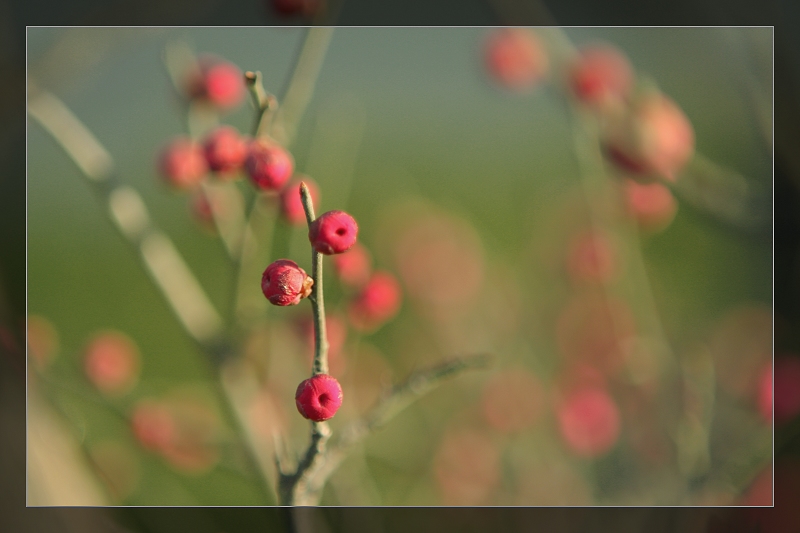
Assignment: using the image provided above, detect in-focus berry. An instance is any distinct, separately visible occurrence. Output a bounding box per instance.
[261,259,313,306]
[84,331,140,396]
[348,271,402,332]
[295,374,343,421]
[186,56,245,110]
[484,28,548,92]
[308,210,359,255]
[157,137,208,189]
[331,241,372,288]
[280,178,319,225]
[568,44,633,110]
[245,139,295,191]
[203,126,248,177]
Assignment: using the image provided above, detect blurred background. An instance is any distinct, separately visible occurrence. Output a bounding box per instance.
[2,0,799,531]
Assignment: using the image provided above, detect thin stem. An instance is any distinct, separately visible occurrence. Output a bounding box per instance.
[245,70,279,138]
[300,182,329,376]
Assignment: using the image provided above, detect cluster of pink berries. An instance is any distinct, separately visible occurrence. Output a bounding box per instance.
[484,29,692,233]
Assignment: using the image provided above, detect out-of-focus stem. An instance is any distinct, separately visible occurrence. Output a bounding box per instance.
[270,26,335,147]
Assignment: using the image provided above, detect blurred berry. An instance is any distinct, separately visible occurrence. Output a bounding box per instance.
[131,400,176,452]
[309,210,359,255]
[557,386,621,458]
[280,178,319,225]
[157,137,208,189]
[332,242,372,288]
[624,179,678,231]
[84,331,140,396]
[185,56,245,110]
[568,44,633,111]
[603,92,695,181]
[295,374,343,421]
[348,271,402,333]
[203,126,248,177]
[245,139,294,192]
[484,28,548,92]
[261,259,313,306]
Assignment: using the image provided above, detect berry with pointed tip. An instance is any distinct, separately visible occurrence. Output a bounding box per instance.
[245,139,295,191]
[203,126,248,177]
[157,137,208,189]
[280,179,319,225]
[261,259,313,306]
[308,210,359,255]
[568,44,633,110]
[484,28,548,91]
[295,374,343,421]
[348,271,402,332]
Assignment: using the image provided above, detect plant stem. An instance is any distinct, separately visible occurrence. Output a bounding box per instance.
[300,182,329,376]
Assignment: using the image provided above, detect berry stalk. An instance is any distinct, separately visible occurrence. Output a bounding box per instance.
[300,181,329,376]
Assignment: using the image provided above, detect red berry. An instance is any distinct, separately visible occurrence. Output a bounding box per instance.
[624,179,678,231]
[245,139,295,191]
[279,178,319,225]
[484,28,548,91]
[331,242,372,288]
[157,137,208,189]
[557,386,621,458]
[186,56,245,109]
[308,210,359,255]
[261,259,313,306]
[603,92,695,181]
[84,331,140,396]
[348,271,402,332]
[295,374,343,421]
[202,126,248,177]
[568,44,633,110]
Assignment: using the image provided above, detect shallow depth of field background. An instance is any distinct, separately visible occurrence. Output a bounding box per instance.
[27,27,772,509]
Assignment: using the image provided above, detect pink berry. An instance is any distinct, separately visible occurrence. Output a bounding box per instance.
[157,137,208,189]
[557,387,621,458]
[565,229,617,283]
[331,242,372,287]
[624,179,678,231]
[603,92,695,181]
[245,139,295,191]
[568,44,633,110]
[186,56,245,109]
[261,259,313,306]
[295,374,343,421]
[348,271,402,332]
[308,210,359,255]
[759,357,800,425]
[280,178,319,225]
[83,331,140,396]
[484,28,548,91]
[202,126,248,177]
